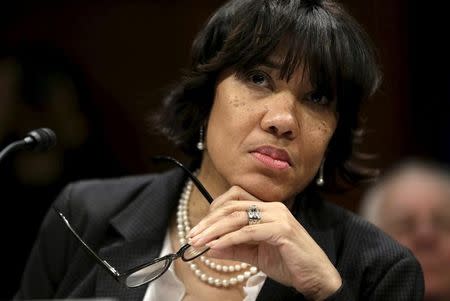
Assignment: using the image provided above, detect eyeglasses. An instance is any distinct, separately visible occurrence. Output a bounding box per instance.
[53,156,214,288]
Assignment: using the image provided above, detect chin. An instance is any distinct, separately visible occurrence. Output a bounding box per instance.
[234,174,298,203]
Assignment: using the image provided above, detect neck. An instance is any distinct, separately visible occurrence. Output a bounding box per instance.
[198,152,230,199]
[188,153,230,227]
[188,187,211,228]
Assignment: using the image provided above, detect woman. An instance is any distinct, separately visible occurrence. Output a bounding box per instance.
[16,0,424,300]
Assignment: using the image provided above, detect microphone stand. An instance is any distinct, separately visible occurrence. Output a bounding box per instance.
[0,140,30,165]
[0,128,56,165]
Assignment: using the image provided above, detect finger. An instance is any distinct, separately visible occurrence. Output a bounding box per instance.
[206,244,259,267]
[206,222,283,250]
[189,209,248,247]
[188,200,265,238]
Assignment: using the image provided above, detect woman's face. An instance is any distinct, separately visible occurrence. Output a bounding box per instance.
[201,56,338,203]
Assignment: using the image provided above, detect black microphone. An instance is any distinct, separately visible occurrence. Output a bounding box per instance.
[0,128,57,164]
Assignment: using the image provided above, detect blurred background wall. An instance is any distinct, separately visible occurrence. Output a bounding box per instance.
[0,0,448,299]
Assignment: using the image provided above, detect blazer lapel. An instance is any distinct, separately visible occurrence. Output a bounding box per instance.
[95,239,161,300]
[95,168,186,300]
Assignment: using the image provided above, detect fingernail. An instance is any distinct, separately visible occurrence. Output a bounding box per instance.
[188,226,198,238]
[193,236,207,246]
[206,240,216,248]
[189,235,199,245]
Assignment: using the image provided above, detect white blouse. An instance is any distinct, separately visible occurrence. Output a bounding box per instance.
[142,229,267,301]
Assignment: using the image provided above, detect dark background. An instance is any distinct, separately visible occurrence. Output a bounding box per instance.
[0,0,449,299]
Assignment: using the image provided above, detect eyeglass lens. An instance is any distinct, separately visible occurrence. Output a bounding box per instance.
[125,259,170,287]
[124,244,210,287]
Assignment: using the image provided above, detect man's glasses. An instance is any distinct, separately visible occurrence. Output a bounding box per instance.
[53,156,213,288]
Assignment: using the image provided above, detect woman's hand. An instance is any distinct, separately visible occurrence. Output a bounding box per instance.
[187,186,342,301]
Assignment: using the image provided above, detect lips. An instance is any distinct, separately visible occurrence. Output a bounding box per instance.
[251,146,292,169]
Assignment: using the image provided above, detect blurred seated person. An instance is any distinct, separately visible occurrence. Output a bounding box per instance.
[1,45,125,299]
[360,159,450,301]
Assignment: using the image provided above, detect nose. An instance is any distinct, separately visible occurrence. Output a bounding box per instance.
[412,221,438,251]
[260,93,298,139]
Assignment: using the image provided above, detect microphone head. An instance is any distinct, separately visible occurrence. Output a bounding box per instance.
[25,128,57,151]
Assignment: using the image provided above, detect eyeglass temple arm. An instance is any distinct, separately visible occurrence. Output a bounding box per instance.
[52,206,121,278]
[152,156,214,203]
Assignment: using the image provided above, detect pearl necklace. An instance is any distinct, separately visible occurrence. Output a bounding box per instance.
[176,177,258,288]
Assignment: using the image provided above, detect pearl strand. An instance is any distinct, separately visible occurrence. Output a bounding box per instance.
[177,176,258,288]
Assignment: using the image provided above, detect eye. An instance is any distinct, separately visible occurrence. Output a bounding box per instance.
[250,73,267,85]
[391,219,415,235]
[434,214,450,233]
[246,70,273,89]
[305,91,331,106]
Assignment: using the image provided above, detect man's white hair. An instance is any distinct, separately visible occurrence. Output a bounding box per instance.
[359,158,450,226]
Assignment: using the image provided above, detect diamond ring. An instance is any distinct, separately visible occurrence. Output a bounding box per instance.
[247,205,261,225]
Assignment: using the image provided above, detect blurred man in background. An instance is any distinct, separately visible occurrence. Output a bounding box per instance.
[360,159,450,301]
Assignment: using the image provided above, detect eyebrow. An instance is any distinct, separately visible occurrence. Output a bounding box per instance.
[258,58,312,88]
[259,58,283,70]
[258,58,305,81]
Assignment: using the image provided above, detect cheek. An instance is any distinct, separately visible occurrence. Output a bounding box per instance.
[206,98,245,156]
[208,86,258,138]
[316,120,335,142]
[300,114,336,154]
[291,115,336,185]
[226,90,259,117]
[229,96,246,109]
[442,239,450,257]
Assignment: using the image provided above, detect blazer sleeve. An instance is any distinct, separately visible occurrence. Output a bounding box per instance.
[324,254,424,301]
[14,184,75,299]
[366,255,424,301]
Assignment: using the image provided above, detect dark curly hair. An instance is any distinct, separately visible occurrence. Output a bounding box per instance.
[153,0,381,186]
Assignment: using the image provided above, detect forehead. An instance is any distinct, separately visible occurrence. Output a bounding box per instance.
[256,48,314,84]
[383,171,450,214]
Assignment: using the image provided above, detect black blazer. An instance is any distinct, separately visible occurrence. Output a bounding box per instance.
[15,168,424,300]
